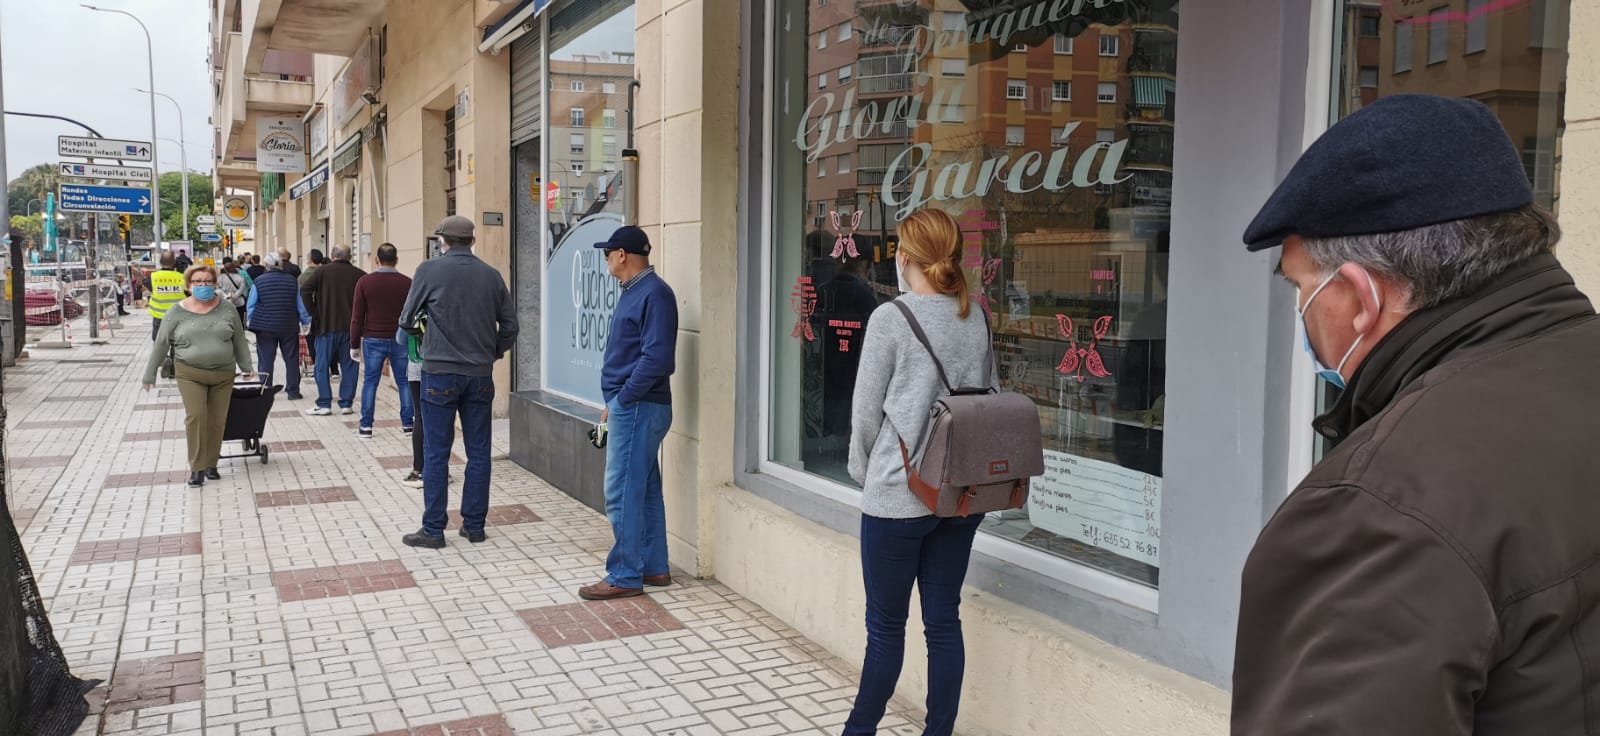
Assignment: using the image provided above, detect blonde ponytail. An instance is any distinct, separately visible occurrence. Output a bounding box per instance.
[897,208,973,319]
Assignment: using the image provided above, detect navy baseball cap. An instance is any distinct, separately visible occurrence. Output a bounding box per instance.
[1243,94,1534,251]
[594,225,651,256]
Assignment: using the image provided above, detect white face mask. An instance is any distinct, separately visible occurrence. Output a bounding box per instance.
[896,254,911,293]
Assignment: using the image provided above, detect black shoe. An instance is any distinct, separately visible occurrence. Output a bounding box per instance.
[187,471,205,487]
[356,427,373,439]
[284,392,303,401]
[459,528,487,543]
[402,531,445,549]
[402,425,414,435]
[205,467,221,480]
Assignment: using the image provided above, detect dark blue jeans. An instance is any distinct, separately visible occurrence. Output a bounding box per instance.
[313,332,358,409]
[359,338,412,429]
[254,330,300,396]
[602,398,673,589]
[843,513,984,736]
[418,371,493,537]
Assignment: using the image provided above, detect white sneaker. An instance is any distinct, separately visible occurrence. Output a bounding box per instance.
[305,406,332,416]
[340,406,354,415]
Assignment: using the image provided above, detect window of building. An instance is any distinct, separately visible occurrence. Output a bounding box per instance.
[1096,128,1116,144]
[1394,21,1414,73]
[602,134,617,157]
[838,64,852,82]
[1428,7,1449,64]
[571,79,586,91]
[1359,12,1380,37]
[603,81,616,94]
[1358,66,1378,87]
[570,107,584,126]
[769,3,1179,588]
[443,106,457,216]
[818,31,827,50]
[570,133,585,154]
[1055,34,1073,54]
[837,21,851,42]
[1466,0,1488,54]
[603,109,617,128]
[819,71,828,89]
[570,160,584,176]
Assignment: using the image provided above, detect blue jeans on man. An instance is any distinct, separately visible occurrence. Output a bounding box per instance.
[255,331,301,397]
[360,338,413,429]
[602,398,673,589]
[418,371,494,537]
[313,331,358,409]
[842,513,984,736]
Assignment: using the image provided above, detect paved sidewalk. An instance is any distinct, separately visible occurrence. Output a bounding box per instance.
[5,312,923,736]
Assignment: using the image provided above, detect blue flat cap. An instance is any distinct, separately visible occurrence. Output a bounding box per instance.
[1243,94,1533,251]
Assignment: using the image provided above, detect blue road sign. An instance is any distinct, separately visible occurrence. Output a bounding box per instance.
[58,183,152,215]
[200,233,223,242]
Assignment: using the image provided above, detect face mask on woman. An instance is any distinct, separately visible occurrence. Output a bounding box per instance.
[895,254,912,293]
[192,284,217,302]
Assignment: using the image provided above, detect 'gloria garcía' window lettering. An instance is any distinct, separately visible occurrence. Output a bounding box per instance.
[769,0,1178,586]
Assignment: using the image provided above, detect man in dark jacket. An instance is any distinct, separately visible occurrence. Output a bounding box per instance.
[1233,94,1600,734]
[246,253,311,399]
[397,216,518,549]
[300,244,365,415]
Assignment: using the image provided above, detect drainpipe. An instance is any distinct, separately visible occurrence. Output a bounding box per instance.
[623,79,641,226]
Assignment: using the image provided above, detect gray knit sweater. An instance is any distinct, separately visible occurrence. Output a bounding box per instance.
[848,294,997,519]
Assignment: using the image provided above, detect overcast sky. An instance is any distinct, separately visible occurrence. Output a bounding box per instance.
[1,0,212,182]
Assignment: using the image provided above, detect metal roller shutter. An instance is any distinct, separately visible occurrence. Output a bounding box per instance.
[511,31,543,145]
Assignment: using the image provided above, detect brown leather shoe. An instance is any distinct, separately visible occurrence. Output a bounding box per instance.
[578,581,643,600]
[643,574,672,587]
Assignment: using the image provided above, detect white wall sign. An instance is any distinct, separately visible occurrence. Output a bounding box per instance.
[256,116,307,174]
[219,194,254,228]
[308,108,329,158]
[1027,449,1161,568]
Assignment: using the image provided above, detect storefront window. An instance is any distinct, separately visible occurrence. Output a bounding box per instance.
[769,0,1180,587]
[1318,0,1569,460]
[541,0,636,406]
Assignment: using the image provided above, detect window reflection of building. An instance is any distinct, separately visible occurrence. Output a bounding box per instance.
[548,55,633,222]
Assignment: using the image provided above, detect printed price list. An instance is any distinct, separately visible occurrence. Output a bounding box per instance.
[1027,450,1161,567]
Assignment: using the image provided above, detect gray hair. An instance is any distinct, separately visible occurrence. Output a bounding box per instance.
[263,252,282,269]
[439,234,473,251]
[1301,205,1560,310]
[330,244,352,261]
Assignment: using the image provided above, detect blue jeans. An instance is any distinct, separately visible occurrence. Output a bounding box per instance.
[360,338,413,429]
[254,330,300,396]
[843,513,984,736]
[313,332,358,409]
[602,398,673,589]
[418,371,494,537]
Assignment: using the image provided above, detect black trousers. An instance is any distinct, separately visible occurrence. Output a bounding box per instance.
[409,379,424,472]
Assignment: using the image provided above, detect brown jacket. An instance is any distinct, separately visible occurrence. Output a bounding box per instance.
[1234,253,1600,735]
[299,260,365,338]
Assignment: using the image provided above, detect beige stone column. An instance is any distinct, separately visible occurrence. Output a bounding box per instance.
[635,0,742,575]
[1559,1,1600,293]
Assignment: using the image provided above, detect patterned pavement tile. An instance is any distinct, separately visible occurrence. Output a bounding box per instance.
[272,560,418,602]
[346,419,409,430]
[446,504,543,529]
[123,430,188,442]
[377,454,462,469]
[97,652,205,714]
[102,470,190,488]
[10,454,75,469]
[18,419,97,429]
[255,485,360,508]
[518,598,685,648]
[271,439,328,453]
[42,394,111,402]
[371,713,515,736]
[70,533,203,566]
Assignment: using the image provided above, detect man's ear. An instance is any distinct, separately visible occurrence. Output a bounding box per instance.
[1337,262,1384,334]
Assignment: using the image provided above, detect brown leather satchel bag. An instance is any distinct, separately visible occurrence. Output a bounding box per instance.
[890,301,1044,517]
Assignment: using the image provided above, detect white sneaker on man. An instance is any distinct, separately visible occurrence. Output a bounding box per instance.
[340,406,354,415]
[305,407,332,416]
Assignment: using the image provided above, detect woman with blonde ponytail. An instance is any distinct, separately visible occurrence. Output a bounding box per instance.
[844,208,995,735]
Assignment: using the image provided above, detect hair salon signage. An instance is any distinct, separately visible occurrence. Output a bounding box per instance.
[256,116,307,175]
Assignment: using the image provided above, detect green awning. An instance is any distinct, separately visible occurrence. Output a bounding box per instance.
[1133,77,1174,108]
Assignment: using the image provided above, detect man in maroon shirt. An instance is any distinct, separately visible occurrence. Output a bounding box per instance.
[349,243,414,438]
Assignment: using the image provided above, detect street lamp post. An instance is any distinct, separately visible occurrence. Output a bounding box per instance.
[142,90,188,241]
[82,5,160,243]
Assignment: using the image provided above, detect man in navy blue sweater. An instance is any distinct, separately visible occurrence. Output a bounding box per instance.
[580,226,679,600]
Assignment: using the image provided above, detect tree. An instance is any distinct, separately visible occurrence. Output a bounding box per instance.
[7,215,43,248]
[163,205,214,243]
[6,164,58,218]
[135,171,213,241]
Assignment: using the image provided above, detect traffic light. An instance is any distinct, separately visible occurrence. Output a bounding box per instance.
[117,215,131,237]
[223,230,231,250]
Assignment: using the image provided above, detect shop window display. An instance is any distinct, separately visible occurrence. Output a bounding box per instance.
[769,0,1180,587]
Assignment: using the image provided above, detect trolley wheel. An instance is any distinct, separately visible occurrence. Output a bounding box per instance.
[260,446,270,464]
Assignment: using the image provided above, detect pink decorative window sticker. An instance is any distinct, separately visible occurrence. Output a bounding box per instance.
[790,277,818,342]
[829,210,862,260]
[974,258,1001,317]
[1056,314,1113,381]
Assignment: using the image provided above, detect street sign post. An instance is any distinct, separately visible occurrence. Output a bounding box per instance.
[196,224,217,234]
[200,233,222,243]
[195,215,216,225]
[57,136,153,162]
[59,161,152,183]
[58,184,153,215]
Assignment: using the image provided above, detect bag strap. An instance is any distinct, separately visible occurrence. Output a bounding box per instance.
[890,300,953,393]
[891,299,997,391]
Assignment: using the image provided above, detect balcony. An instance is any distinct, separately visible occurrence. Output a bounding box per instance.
[858,73,915,96]
[858,25,918,49]
[241,0,388,74]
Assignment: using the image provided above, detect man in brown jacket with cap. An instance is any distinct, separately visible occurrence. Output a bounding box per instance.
[300,244,366,415]
[1234,93,1600,734]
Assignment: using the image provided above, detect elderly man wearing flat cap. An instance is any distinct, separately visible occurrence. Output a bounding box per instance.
[397,216,519,549]
[1232,93,1600,734]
